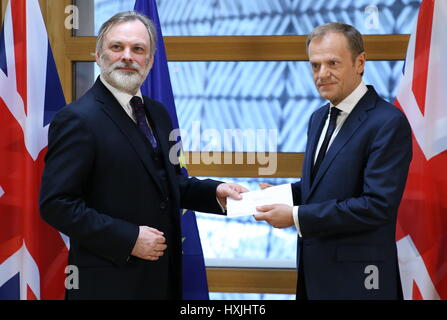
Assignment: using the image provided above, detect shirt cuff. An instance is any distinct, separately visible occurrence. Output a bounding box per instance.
[292,206,302,237]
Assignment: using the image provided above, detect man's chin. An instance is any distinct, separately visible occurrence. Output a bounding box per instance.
[318,90,333,101]
[113,70,141,78]
[115,70,138,76]
[106,73,143,94]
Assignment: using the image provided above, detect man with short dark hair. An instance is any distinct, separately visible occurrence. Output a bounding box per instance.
[255,23,412,299]
[39,11,247,300]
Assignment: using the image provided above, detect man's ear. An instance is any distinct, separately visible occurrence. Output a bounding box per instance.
[95,51,101,66]
[148,55,154,70]
[356,51,366,75]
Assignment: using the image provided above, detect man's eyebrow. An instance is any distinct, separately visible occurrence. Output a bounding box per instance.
[108,40,147,47]
[310,56,341,62]
[107,41,124,47]
[133,43,148,47]
[322,55,342,61]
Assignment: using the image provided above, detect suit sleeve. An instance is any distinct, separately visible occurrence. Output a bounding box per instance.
[39,108,139,266]
[292,181,302,205]
[298,112,412,238]
[177,175,224,214]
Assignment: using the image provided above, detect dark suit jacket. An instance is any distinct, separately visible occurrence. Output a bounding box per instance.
[39,78,223,300]
[292,86,412,299]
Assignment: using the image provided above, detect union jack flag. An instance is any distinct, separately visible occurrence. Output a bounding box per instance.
[396,0,447,300]
[0,0,68,300]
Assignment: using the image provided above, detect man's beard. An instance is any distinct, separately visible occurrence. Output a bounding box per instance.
[99,53,150,94]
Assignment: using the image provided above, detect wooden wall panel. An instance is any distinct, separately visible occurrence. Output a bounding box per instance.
[186,152,304,178]
[43,0,72,102]
[207,268,297,294]
[63,34,409,65]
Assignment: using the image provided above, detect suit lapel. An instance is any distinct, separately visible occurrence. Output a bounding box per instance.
[305,86,378,202]
[92,79,165,196]
[302,105,329,197]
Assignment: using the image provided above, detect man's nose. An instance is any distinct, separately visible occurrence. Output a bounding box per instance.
[121,48,133,62]
[318,65,331,79]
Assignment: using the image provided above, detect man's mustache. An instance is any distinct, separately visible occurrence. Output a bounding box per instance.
[317,81,337,86]
[111,62,142,75]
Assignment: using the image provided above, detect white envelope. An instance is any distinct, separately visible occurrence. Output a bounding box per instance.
[227,184,293,217]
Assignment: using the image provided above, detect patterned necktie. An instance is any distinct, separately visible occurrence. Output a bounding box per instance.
[130,96,158,149]
[311,107,341,182]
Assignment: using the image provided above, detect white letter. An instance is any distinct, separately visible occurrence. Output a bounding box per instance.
[257,129,278,175]
[223,129,256,164]
[65,265,79,290]
[64,5,79,30]
[169,129,183,165]
[201,128,222,165]
[364,265,379,290]
[364,5,379,30]
[190,121,201,164]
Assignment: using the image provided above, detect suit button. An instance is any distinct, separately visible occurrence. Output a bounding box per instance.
[160,202,167,209]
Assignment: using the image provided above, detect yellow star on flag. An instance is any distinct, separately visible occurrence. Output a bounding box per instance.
[178,149,188,170]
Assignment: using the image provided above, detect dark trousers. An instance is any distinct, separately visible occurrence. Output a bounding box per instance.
[296,244,308,300]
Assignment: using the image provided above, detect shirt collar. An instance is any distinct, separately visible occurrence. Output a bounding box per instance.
[100,74,143,107]
[330,80,368,114]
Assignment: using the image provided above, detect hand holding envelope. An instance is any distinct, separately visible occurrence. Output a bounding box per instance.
[226,183,295,228]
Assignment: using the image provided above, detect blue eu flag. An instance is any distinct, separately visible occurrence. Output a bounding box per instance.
[134,0,210,300]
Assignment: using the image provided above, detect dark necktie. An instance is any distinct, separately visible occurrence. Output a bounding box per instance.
[311,107,341,181]
[130,96,158,149]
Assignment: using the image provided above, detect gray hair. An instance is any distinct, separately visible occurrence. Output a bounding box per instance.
[96,11,157,56]
[306,22,364,62]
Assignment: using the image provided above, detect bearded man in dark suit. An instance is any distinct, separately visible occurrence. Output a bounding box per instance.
[40,11,247,300]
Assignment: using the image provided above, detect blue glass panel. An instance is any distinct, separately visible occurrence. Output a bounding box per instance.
[158,0,422,35]
[82,0,421,36]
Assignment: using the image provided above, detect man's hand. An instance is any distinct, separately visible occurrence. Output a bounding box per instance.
[259,183,273,190]
[254,204,294,229]
[131,226,167,261]
[216,183,249,209]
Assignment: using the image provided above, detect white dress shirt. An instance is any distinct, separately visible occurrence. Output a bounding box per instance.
[100,75,143,123]
[292,81,368,237]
